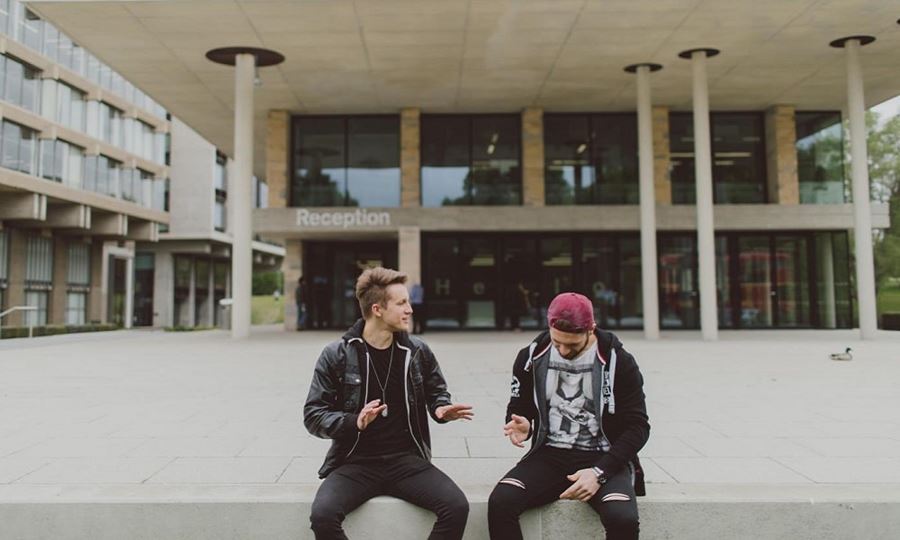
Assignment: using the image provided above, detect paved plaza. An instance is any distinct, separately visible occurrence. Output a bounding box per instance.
[0,325,899,505]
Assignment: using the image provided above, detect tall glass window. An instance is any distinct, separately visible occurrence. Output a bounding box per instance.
[0,119,37,175]
[40,139,84,188]
[658,235,699,328]
[421,115,521,207]
[670,112,767,204]
[545,113,638,204]
[291,115,400,207]
[83,155,121,197]
[214,153,227,231]
[796,112,845,204]
[25,234,52,326]
[66,242,90,325]
[0,53,40,112]
[0,229,8,311]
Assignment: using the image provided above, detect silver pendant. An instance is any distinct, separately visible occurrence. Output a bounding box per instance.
[381,406,388,418]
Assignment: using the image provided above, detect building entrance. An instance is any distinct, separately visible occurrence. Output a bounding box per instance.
[303,241,398,329]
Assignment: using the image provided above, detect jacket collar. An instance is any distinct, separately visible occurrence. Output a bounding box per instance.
[342,318,415,350]
[530,327,619,365]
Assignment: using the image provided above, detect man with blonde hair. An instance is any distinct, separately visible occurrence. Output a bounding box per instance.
[305,267,473,539]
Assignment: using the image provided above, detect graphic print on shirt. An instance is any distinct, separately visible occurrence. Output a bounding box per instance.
[546,343,605,451]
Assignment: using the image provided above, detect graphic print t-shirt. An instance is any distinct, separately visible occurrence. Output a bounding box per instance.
[545,342,609,451]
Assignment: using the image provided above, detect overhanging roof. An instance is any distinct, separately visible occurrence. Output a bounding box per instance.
[27,0,900,177]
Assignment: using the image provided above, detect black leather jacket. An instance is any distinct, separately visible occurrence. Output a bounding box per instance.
[303,319,453,478]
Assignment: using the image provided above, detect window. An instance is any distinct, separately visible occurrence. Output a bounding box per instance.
[18,8,42,51]
[291,115,401,207]
[97,102,122,146]
[670,112,767,204]
[119,168,151,205]
[39,139,84,188]
[83,155,121,197]
[65,292,86,325]
[0,119,37,175]
[545,113,638,204]
[25,234,52,326]
[421,115,521,207]
[0,53,41,112]
[46,81,86,132]
[65,241,90,326]
[796,112,845,204]
[214,153,227,231]
[0,230,8,310]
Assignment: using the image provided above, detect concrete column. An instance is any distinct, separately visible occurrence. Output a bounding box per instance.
[819,235,837,329]
[841,37,878,339]
[5,228,26,326]
[266,110,289,208]
[88,241,104,323]
[399,227,422,335]
[521,107,545,206]
[765,105,799,204]
[401,108,421,208]
[627,63,662,339]
[684,48,719,340]
[124,253,134,329]
[282,240,302,331]
[231,53,255,339]
[652,106,672,205]
[51,236,67,324]
[153,250,174,327]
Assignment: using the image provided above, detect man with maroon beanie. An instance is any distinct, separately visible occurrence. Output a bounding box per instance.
[488,292,649,540]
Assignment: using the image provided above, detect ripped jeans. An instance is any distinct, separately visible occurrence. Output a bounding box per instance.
[488,446,639,540]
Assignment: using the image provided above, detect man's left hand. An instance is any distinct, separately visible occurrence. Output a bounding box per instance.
[559,468,601,502]
[435,403,474,421]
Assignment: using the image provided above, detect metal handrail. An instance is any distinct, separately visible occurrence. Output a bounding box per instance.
[0,306,38,338]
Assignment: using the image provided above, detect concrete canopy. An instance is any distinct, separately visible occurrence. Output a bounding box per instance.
[27,0,900,176]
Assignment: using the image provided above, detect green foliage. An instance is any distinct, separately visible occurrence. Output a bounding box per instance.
[0,323,118,340]
[252,295,284,325]
[252,271,283,295]
[869,111,900,303]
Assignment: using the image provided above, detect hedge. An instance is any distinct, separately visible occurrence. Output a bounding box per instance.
[0,323,119,340]
[882,313,900,331]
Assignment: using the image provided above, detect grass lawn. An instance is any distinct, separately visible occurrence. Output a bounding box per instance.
[877,284,900,315]
[252,295,285,325]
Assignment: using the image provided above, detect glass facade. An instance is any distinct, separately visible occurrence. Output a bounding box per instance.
[421,115,521,207]
[544,114,638,204]
[291,116,400,207]
[670,112,767,204]
[0,53,40,112]
[214,153,227,232]
[796,111,846,204]
[1,119,37,175]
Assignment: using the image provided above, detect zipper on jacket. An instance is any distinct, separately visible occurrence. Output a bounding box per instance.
[596,362,611,453]
[344,340,366,459]
[522,349,543,461]
[401,344,428,459]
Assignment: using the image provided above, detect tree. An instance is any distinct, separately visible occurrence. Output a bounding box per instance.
[868,111,900,291]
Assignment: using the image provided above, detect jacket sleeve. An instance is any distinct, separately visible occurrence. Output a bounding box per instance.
[596,348,650,477]
[303,344,359,441]
[419,341,453,423]
[505,347,537,438]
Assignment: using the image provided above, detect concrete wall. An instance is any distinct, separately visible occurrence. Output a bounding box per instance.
[0,498,898,540]
[152,250,174,328]
[4,228,26,326]
[521,107,545,207]
[265,110,290,209]
[401,108,421,208]
[766,105,800,204]
[169,118,216,236]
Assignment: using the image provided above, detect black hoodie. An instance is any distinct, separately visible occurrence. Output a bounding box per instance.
[303,319,453,478]
[505,328,650,495]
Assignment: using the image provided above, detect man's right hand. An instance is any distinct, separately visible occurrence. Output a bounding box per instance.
[357,399,387,431]
[503,414,530,447]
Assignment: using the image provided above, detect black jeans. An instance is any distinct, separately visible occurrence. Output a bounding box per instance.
[310,451,469,540]
[488,446,639,540]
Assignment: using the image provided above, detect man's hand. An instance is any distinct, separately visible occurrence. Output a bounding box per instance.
[435,403,474,421]
[356,399,387,431]
[503,414,530,448]
[559,468,601,502]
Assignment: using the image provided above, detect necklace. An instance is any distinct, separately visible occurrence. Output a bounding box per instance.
[365,341,394,417]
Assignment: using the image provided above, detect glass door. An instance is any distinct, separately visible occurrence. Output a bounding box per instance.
[737,236,773,327]
[774,235,811,327]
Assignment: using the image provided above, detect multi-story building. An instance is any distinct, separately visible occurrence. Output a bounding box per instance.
[0,0,281,332]
[29,1,896,337]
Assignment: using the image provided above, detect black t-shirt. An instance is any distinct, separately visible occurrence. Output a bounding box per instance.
[353,341,419,457]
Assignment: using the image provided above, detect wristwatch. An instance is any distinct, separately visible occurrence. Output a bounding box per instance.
[591,466,607,483]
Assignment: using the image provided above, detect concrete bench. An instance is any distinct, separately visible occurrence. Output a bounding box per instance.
[1,484,899,539]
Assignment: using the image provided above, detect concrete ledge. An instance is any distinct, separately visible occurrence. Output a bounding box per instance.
[1,485,899,540]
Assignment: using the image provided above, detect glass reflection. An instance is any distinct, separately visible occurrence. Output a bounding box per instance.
[775,236,810,327]
[658,235,698,328]
[796,112,845,204]
[738,236,773,327]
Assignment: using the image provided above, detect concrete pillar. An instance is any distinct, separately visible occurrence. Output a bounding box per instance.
[837,36,878,339]
[628,63,661,340]
[153,250,173,327]
[282,240,302,331]
[652,106,672,205]
[266,110,289,208]
[88,240,104,323]
[124,252,134,329]
[683,48,719,341]
[401,108,421,208]
[231,53,255,339]
[819,235,837,329]
[51,236,67,324]
[521,107,545,206]
[5,228,26,326]
[765,105,799,204]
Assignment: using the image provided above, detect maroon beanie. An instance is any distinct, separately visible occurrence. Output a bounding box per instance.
[547,292,595,333]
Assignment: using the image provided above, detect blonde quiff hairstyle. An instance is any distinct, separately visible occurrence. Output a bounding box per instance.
[355,267,408,319]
